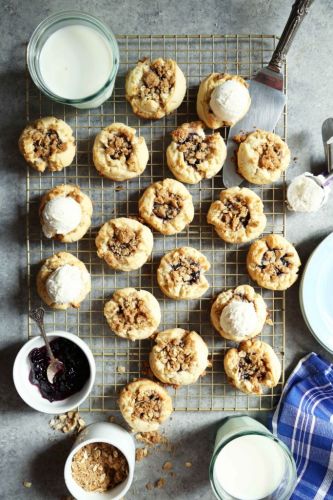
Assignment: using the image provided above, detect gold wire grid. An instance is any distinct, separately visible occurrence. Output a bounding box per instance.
[26,34,287,412]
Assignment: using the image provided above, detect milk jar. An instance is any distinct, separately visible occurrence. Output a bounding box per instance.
[27,12,119,109]
[209,416,297,500]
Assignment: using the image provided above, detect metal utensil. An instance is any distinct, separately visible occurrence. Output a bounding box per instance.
[223,0,314,188]
[29,307,64,384]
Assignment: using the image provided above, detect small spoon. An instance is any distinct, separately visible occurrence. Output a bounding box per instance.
[29,307,64,384]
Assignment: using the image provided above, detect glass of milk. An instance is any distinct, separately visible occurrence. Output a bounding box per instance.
[27,11,119,109]
[209,416,297,500]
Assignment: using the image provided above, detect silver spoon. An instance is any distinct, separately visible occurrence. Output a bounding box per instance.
[29,307,64,384]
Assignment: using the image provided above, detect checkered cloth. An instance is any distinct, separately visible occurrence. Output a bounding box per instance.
[272,353,333,500]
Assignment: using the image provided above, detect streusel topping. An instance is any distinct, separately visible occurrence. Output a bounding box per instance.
[170,258,201,285]
[32,129,67,159]
[133,390,163,422]
[152,189,183,220]
[219,195,251,231]
[108,226,138,258]
[155,337,194,372]
[259,247,293,277]
[256,140,283,171]
[238,349,268,382]
[105,133,133,162]
[140,59,175,102]
[111,295,152,332]
[172,126,214,167]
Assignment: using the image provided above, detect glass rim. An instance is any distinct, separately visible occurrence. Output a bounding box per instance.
[209,429,297,500]
[27,10,119,105]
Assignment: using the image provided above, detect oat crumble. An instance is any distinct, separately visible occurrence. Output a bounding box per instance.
[105,133,133,162]
[238,350,268,382]
[170,257,201,285]
[108,226,138,258]
[49,411,85,434]
[71,442,128,493]
[32,129,67,159]
[140,59,175,103]
[219,195,251,231]
[152,189,183,221]
[133,390,163,422]
[155,337,194,373]
[259,247,292,278]
[112,295,151,333]
[173,129,214,167]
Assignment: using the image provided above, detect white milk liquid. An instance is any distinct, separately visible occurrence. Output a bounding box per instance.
[213,434,285,500]
[39,25,113,99]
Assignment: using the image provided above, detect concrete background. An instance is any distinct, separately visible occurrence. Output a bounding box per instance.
[1,0,333,498]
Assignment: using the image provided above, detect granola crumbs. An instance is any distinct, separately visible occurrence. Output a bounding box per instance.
[220,195,251,231]
[135,431,167,446]
[170,257,201,285]
[71,442,128,493]
[49,411,85,434]
[133,390,163,422]
[108,415,116,423]
[135,447,149,462]
[32,129,67,159]
[156,336,194,373]
[23,481,32,488]
[140,59,175,103]
[155,478,166,489]
[256,139,283,171]
[105,133,133,162]
[238,350,267,382]
[185,461,192,468]
[152,189,183,221]
[108,226,138,258]
[117,365,126,374]
[112,295,151,334]
[173,127,214,167]
[162,461,173,471]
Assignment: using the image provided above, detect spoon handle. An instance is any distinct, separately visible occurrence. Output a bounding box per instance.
[29,307,55,361]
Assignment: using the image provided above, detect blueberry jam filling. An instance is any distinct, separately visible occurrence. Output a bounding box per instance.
[29,338,90,402]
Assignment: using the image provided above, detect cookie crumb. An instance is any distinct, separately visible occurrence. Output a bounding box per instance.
[135,447,149,462]
[146,482,154,490]
[115,186,125,191]
[162,461,173,471]
[135,431,167,446]
[23,481,32,488]
[155,478,166,489]
[108,415,116,423]
[185,461,192,468]
[49,412,85,434]
[117,365,126,374]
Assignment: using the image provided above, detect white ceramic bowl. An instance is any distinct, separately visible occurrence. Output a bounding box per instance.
[64,422,135,500]
[13,330,96,414]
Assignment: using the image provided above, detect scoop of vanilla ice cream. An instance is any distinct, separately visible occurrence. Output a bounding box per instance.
[46,264,88,304]
[220,300,258,338]
[287,174,326,212]
[42,196,82,238]
[210,80,250,124]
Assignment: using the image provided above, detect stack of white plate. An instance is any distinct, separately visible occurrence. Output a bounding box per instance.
[300,232,333,353]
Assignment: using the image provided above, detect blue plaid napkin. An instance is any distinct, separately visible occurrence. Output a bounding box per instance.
[272,353,333,500]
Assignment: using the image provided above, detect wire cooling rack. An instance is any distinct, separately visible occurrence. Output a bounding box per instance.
[26,34,287,411]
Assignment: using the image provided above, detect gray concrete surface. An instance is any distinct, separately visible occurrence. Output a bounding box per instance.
[1,0,333,498]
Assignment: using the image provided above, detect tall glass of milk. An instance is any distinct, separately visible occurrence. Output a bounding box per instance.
[209,416,297,500]
[27,11,119,109]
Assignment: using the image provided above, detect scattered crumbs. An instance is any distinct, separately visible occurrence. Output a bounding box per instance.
[293,156,298,162]
[135,431,167,447]
[135,447,149,462]
[23,481,32,488]
[108,415,116,423]
[115,186,125,191]
[233,133,247,144]
[117,365,126,374]
[155,478,166,489]
[185,461,192,468]
[49,411,85,434]
[146,482,154,491]
[162,461,173,471]
[169,471,177,478]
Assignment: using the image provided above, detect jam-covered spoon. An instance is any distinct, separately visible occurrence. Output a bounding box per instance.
[29,307,64,384]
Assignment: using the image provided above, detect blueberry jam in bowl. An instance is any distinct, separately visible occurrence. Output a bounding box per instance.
[13,331,96,414]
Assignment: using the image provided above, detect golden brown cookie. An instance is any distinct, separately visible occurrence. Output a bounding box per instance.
[197,73,250,129]
[93,123,149,181]
[39,184,92,242]
[207,187,266,244]
[166,121,226,184]
[157,246,210,299]
[236,130,290,184]
[149,328,209,386]
[125,57,186,119]
[138,178,194,235]
[246,234,301,291]
[36,252,91,310]
[95,217,153,271]
[224,339,281,395]
[211,285,268,342]
[19,116,76,172]
[118,379,173,432]
[104,288,161,341]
